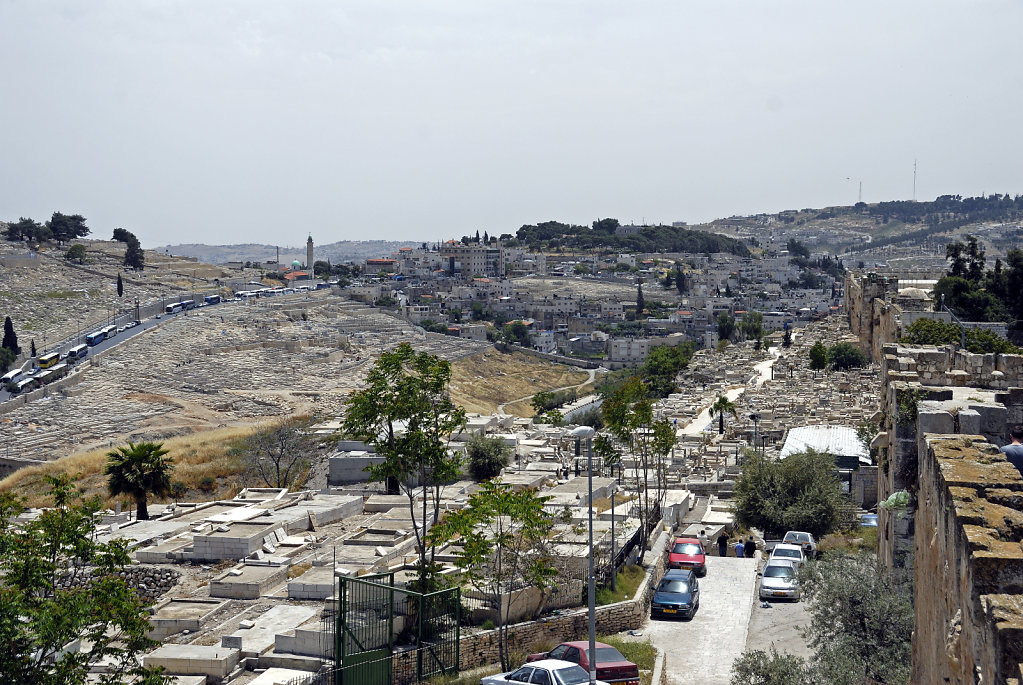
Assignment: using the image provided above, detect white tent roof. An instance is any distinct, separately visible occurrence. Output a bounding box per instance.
[779,425,869,465]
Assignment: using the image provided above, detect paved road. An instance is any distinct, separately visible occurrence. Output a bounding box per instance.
[641,555,758,685]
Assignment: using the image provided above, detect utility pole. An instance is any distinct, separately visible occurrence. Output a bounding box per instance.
[913,159,917,201]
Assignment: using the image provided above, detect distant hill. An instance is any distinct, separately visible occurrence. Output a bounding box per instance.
[155,240,416,265]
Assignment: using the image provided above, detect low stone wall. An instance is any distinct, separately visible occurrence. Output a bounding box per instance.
[57,564,181,603]
[912,434,1023,685]
[458,530,668,670]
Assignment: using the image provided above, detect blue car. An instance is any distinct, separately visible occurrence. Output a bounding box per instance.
[651,568,700,620]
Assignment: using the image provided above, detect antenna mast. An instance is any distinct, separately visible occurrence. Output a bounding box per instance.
[913,159,917,201]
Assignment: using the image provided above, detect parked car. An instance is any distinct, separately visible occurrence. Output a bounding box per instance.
[782,531,817,558]
[667,536,707,575]
[650,568,700,620]
[769,543,807,569]
[758,560,801,601]
[481,659,609,685]
[527,642,639,685]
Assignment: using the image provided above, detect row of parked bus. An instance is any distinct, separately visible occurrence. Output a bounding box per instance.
[2,360,72,394]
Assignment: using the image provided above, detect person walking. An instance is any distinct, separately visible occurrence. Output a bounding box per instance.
[698,529,709,552]
[1000,426,1023,475]
[717,531,728,557]
[745,536,756,558]
[735,539,745,557]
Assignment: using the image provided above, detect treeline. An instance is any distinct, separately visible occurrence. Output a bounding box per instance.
[4,212,90,242]
[511,218,750,256]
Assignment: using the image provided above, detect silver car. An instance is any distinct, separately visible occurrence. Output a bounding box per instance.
[481,659,609,685]
[759,560,800,601]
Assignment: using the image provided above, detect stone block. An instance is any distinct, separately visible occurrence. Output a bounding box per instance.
[143,644,240,679]
[918,404,954,435]
[958,408,982,436]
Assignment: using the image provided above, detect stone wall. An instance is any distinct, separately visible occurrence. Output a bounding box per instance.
[458,531,668,671]
[57,564,181,603]
[912,434,1023,685]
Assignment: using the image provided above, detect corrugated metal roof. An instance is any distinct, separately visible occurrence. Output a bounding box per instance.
[779,425,868,464]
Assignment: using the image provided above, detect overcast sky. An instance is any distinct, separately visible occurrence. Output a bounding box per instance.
[2,1,1022,248]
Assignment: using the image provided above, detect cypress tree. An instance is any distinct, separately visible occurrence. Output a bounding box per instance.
[2,316,19,355]
[117,273,124,297]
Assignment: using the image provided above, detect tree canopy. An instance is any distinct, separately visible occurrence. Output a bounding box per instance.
[732,449,848,538]
[0,475,167,685]
[104,441,174,520]
[899,317,1019,354]
[45,213,90,241]
[511,219,751,256]
[3,316,20,356]
[808,341,828,371]
[826,342,868,370]
[64,244,87,263]
[465,432,512,481]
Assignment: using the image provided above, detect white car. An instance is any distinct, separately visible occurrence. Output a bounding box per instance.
[769,543,807,569]
[782,530,817,558]
[481,659,609,685]
[759,559,801,601]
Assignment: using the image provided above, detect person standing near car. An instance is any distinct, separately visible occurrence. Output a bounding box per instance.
[717,531,728,557]
[735,539,745,557]
[744,537,756,558]
[698,529,709,552]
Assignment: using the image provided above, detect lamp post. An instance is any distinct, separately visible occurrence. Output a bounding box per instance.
[570,425,597,685]
[749,413,760,461]
[610,482,617,592]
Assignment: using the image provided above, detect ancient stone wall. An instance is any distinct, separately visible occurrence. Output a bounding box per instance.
[912,434,1023,685]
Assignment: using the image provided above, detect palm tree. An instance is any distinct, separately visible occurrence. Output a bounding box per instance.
[104,441,174,520]
[709,395,738,435]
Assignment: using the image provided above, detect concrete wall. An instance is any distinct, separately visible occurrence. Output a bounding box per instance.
[911,435,1023,685]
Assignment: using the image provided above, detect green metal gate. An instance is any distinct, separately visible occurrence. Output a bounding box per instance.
[337,574,460,684]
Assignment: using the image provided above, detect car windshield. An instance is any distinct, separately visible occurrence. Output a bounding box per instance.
[774,548,800,559]
[555,665,590,685]
[785,533,810,543]
[657,580,690,593]
[672,543,702,555]
[763,565,794,578]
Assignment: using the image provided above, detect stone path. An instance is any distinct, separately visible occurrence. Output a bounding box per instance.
[641,555,758,685]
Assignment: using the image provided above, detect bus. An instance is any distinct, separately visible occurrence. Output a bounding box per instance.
[86,330,106,346]
[204,294,221,305]
[181,299,196,310]
[11,376,39,394]
[66,344,88,361]
[165,302,183,314]
[37,352,60,369]
[1,368,23,386]
[102,325,117,339]
[36,363,68,385]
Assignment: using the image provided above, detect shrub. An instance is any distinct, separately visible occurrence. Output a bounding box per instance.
[198,476,217,492]
[465,433,512,481]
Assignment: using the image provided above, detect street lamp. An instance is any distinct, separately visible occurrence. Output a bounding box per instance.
[749,413,760,459]
[570,425,597,685]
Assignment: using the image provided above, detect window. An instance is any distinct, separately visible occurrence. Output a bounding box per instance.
[508,667,533,682]
[531,669,553,685]
[548,645,569,660]
[563,647,581,663]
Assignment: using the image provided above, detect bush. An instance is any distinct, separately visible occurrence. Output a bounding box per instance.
[827,342,868,370]
[198,476,217,492]
[170,481,186,498]
[465,433,512,481]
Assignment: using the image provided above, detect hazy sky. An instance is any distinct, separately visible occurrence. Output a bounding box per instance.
[2,1,1022,248]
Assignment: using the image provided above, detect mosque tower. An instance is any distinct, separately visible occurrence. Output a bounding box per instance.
[306,235,314,273]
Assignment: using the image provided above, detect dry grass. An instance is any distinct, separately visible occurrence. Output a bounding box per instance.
[448,348,589,415]
[0,425,260,509]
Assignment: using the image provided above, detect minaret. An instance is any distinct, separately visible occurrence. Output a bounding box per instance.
[306,235,314,273]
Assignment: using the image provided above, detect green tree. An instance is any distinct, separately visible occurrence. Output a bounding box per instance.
[899,317,1020,354]
[603,377,662,562]
[246,418,315,489]
[502,321,530,346]
[808,341,828,371]
[104,441,174,520]
[5,217,44,242]
[531,391,554,414]
[117,273,123,298]
[786,238,810,258]
[827,342,868,370]
[573,263,590,275]
[0,347,15,373]
[123,240,145,270]
[740,312,764,341]
[709,395,737,435]
[46,212,90,241]
[782,328,792,348]
[3,316,19,356]
[465,432,512,481]
[731,648,814,685]
[0,475,168,685]
[30,339,36,358]
[64,244,87,263]
[342,343,466,585]
[636,283,645,315]
[641,342,696,398]
[427,480,557,671]
[717,312,736,342]
[732,449,847,538]
[800,554,912,685]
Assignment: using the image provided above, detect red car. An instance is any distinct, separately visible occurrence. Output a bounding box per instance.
[527,641,639,685]
[667,536,707,576]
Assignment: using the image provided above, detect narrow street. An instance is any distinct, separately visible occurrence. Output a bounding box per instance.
[639,555,758,685]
